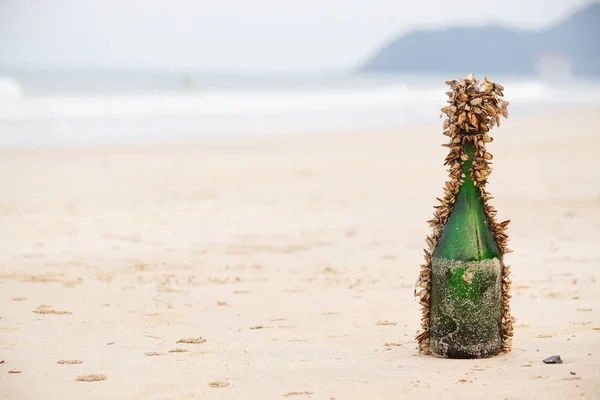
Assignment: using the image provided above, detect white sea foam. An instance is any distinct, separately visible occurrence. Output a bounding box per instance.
[0,75,598,147]
[0,76,23,99]
[0,83,439,121]
[0,80,592,122]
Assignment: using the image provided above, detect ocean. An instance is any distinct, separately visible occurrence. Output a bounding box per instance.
[1,70,599,148]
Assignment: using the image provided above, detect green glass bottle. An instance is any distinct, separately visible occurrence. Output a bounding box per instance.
[429,140,503,358]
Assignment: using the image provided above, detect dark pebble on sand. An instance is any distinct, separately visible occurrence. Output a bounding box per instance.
[542,355,563,364]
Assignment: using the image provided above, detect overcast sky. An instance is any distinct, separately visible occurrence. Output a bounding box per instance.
[0,0,594,71]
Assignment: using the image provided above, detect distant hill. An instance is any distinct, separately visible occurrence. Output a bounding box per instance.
[359,3,600,76]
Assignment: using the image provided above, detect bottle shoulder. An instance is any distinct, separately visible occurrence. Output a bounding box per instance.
[433,178,501,261]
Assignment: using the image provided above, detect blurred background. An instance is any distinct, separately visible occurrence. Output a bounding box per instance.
[0,0,599,147]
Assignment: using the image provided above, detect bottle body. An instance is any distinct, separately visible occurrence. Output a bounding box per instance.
[429,141,503,359]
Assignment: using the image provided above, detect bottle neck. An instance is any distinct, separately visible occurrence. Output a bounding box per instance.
[462,140,476,180]
[433,140,501,261]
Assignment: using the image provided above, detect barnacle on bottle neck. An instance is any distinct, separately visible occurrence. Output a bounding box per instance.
[440,74,509,139]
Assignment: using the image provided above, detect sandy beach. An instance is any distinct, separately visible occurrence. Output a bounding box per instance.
[1,108,599,399]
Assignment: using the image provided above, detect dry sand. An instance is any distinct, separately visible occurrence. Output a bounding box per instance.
[0,108,599,399]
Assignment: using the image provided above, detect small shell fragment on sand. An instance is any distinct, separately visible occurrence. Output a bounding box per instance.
[176,337,206,344]
[57,359,83,364]
[33,305,72,315]
[376,320,397,326]
[76,374,107,382]
[208,381,230,388]
[282,392,314,397]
